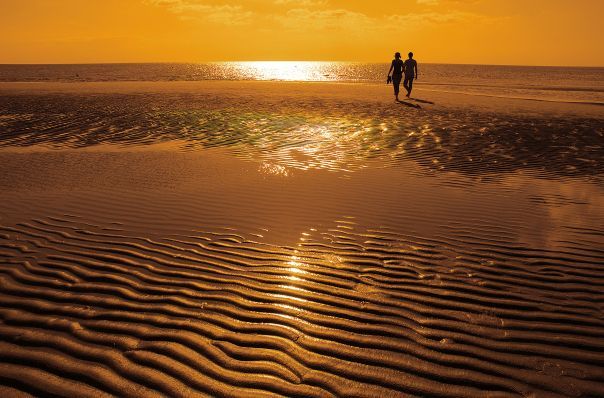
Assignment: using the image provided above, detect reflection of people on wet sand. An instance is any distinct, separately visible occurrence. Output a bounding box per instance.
[403,52,418,97]
[387,52,404,101]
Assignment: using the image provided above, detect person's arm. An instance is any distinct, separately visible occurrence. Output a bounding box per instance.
[415,61,418,79]
[388,61,394,77]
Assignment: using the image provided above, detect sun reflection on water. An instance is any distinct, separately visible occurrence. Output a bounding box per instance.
[287,255,303,272]
[202,105,401,172]
[259,162,290,177]
[227,61,338,81]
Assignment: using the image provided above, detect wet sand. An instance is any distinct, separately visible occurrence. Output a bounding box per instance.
[0,81,603,397]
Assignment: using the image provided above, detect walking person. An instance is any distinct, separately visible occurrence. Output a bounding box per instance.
[387,52,404,101]
[403,52,418,97]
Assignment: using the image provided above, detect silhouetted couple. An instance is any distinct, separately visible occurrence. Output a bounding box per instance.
[387,52,418,101]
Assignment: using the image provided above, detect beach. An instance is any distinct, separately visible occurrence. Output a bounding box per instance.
[1,79,603,397]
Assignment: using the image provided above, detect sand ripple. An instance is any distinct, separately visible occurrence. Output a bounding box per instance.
[1,82,604,396]
[1,214,604,397]
[0,89,602,177]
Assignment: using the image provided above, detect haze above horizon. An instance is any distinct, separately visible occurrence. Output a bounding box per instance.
[1,0,603,67]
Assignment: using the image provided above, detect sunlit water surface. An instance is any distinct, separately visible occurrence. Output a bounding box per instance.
[2,62,604,103]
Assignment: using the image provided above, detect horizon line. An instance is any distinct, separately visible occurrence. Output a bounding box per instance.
[1,61,603,69]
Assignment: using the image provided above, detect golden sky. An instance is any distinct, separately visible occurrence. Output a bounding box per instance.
[1,0,603,65]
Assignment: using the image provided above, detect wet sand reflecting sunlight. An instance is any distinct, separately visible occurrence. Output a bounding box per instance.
[0,81,603,397]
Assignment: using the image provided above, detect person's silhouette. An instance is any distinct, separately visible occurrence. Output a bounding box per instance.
[403,52,418,97]
[387,52,404,101]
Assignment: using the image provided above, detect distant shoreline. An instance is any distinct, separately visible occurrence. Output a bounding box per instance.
[1,63,602,105]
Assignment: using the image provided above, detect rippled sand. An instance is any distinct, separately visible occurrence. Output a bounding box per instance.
[0,81,603,397]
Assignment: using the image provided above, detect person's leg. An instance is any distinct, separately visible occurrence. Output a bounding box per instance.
[403,78,410,96]
[407,77,414,97]
[393,76,401,100]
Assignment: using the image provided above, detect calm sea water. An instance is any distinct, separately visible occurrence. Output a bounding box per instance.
[1,62,603,104]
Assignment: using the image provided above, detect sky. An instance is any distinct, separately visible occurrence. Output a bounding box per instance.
[1,0,603,66]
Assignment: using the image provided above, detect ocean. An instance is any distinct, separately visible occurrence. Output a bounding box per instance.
[1,62,603,105]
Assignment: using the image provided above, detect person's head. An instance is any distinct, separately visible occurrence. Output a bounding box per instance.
[395,52,401,59]
[408,52,414,59]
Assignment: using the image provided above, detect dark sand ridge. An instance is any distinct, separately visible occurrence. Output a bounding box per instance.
[0,81,603,397]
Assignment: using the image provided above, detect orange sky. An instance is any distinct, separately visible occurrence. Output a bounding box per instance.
[1,0,603,66]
